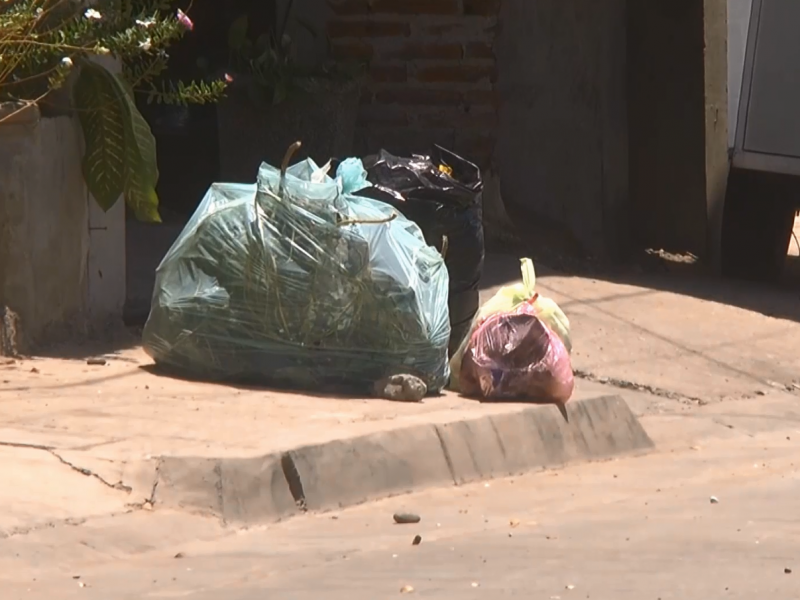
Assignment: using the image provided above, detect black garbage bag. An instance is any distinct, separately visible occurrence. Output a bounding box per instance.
[354,146,485,353]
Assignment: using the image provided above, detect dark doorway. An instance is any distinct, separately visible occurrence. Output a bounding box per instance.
[125,0,277,325]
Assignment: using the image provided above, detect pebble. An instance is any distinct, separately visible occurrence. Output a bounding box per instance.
[710,496,719,504]
[86,358,107,366]
[374,374,427,402]
[400,585,415,594]
[412,535,422,546]
[394,513,421,525]
[785,568,793,574]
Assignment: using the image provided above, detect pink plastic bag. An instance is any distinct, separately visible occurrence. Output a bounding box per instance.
[460,302,574,403]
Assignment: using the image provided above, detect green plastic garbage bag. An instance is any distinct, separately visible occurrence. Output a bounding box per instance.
[141,157,451,393]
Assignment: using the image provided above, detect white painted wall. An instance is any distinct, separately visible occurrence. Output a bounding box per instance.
[86,55,127,320]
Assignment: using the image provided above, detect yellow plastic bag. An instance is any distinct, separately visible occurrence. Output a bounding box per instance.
[449,258,571,392]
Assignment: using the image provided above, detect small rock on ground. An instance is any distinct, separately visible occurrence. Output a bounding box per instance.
[394,512,421,524]
[373,375,427,402]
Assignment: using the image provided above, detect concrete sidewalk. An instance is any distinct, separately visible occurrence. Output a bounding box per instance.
[0,346,654,534]
[3,253,800,537]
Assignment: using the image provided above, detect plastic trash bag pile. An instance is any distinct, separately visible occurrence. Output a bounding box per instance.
[142,154,451,393]
[449,258,574,404]
[354,146,485,354]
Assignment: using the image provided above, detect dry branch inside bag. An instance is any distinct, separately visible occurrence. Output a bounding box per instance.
[142,148,451,393]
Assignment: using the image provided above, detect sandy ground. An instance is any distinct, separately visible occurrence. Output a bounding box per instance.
[2,415,797,600]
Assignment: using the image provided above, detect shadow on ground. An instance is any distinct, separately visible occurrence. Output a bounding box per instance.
[39,205,798,362]
[483,236,800,327]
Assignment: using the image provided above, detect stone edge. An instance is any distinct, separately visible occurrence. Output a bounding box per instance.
[152,395,654,524]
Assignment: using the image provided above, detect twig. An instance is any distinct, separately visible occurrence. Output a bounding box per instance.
[279,140,302,198]
[337,212,397,227]
[0,94,47,125]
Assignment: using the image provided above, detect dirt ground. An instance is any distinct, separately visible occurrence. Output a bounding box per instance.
[5,249,800,537]
[7,251,800,462]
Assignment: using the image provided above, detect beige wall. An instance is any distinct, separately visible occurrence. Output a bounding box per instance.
[0,102,125,350]
[494,0,629,258]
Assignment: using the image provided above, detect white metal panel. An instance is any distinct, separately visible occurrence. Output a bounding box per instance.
[728,0,753,149]
[742,1,800,155]
[732,0,800,176]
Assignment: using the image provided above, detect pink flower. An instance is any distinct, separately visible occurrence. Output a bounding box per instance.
[224,73,234,83]
[176,9,193,31]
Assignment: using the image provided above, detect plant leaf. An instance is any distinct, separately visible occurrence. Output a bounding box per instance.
[126,178,161,223]
[77,62,161,222]
[74,63,129,211]
[116,74,161,222]
[228,15,249,52]
[272,79,288,105]
[255,33,270,54]
[118,74,159,188]
[295,16,319,39]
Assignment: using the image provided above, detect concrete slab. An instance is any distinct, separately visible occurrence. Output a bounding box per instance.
[1,345,656,531]
[0,446,129,537]
[118,396,654,525]
[4,253,799,532]
[289,424,452,512]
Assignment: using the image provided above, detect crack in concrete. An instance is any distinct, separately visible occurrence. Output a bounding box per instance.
[48,450,133,493]
[573,370,704,404]
[280,453,307,512]
[574,369,799,407]
[0,440,55,451]
[148,459,161,505]
[0,440,131,493]
[1,517,88,540]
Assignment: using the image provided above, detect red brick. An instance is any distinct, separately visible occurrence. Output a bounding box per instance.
[327,0,370,16]
[358,105,409,126]
[331,40,375,61]
[420,18,496,36]
[327,20,410,38]
[454,131,496,166]
[416,109,497,129]
[415,64,496,84]
[370,0,461,15]
[464,42,494,59]
[369,64,407,83]
[463,0,501,16]
[463,90,500,107]
[360,89,375,104]
[420,22,463,35]
[366,127,456,156]
[381,42,462,61]
[375,88,462,106]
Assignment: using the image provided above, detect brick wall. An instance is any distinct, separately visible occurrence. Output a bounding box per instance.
[328,0,501,167]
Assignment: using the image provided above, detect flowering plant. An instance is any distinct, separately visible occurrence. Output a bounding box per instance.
[0,0,227,221]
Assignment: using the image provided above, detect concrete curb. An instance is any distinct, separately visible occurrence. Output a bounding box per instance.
[152,395,654,524]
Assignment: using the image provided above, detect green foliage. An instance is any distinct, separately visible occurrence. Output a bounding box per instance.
[0,0,227,221]
[224,0,361,107]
